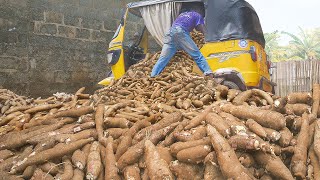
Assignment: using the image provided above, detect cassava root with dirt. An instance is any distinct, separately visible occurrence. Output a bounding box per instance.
[0,32,320,179]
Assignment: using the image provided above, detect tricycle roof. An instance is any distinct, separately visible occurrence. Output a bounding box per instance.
[205,0,265,47]
[127,0,203,17]
[127,0,203,9]
[126,0,265,47]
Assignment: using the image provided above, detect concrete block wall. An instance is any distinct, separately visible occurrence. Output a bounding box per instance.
[0,0,154,98]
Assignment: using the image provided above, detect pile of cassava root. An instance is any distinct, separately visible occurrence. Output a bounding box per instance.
[1,32,320,180]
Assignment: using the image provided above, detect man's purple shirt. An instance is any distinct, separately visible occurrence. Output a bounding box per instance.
[172,11,205,32]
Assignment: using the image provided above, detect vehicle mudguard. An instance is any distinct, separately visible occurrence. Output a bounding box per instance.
[258,77,277,94]
[213,68,247,91]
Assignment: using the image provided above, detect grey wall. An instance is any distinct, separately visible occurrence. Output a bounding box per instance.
[0,0,151,98]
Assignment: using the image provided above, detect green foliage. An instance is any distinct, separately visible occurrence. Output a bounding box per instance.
[282,27,320,60]
[313,28,320,56]
[314,28,320,41]
[264,27,320,62]
[264,31,280,55]
[264,31,287,62]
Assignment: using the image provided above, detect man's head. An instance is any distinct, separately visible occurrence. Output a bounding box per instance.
[193,2,205,17]
[180,2,205,17]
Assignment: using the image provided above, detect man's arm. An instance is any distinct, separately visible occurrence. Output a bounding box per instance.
[196,24,206,35]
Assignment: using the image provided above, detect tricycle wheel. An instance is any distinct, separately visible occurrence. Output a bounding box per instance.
[222,80,240,90]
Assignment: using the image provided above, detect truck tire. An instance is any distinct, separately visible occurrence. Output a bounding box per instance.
[222,80,240,90]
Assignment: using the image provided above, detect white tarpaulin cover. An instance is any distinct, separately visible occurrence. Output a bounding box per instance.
[139,2,182,46]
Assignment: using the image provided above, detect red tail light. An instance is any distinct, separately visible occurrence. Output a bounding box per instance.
[266,55,271,69]
[267,61,271,69]
[250,46,257,61]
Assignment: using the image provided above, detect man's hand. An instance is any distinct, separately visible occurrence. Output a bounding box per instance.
[196,24,206,35]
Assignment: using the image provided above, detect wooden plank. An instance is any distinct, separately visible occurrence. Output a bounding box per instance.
[271,60,320,96]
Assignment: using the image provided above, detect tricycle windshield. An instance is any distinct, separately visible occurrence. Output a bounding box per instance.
[204,0,265,48]
[123,12,144,48]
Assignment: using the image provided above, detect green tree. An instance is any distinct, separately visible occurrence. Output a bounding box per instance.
[313,28,320,41]
[312,28,320,57]
[264,31,287,62]
[264,31,279,55]
[282,27,320,60]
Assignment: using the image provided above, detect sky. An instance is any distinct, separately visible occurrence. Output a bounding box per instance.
[246,0,320,44]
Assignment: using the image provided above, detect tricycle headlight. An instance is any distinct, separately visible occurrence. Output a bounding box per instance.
[107,49,121,65]
[107,53,113,64]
